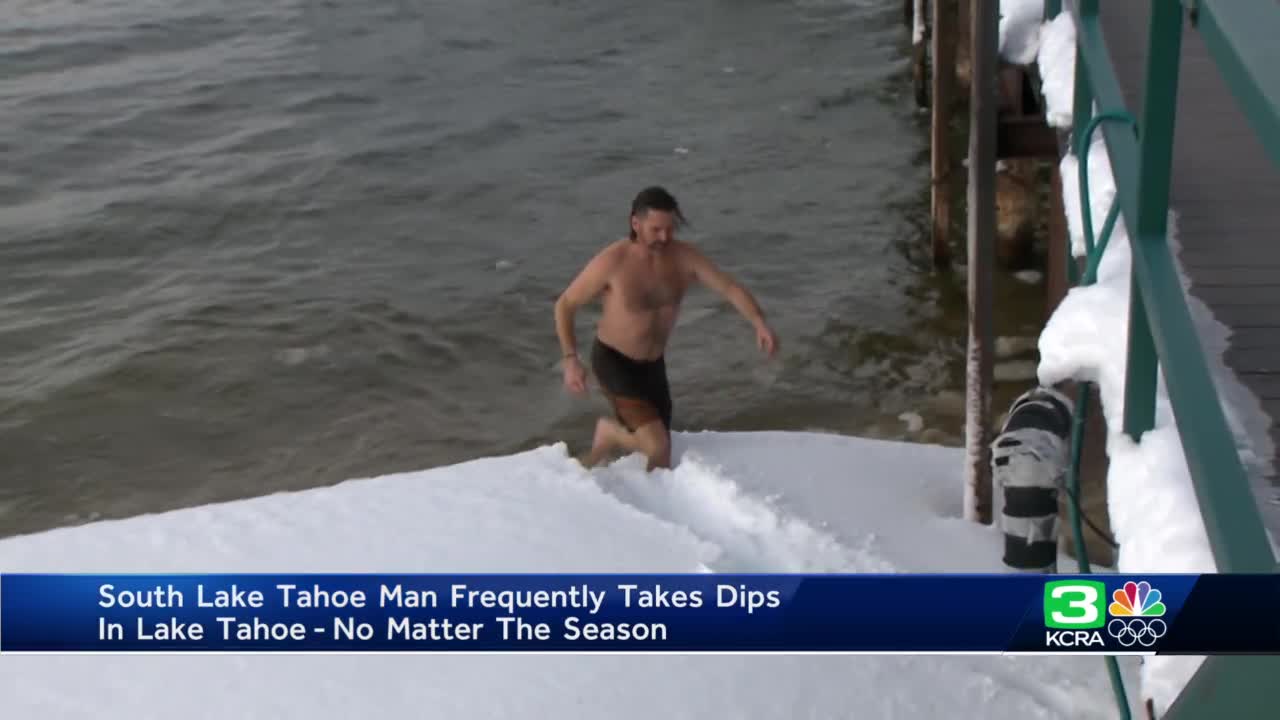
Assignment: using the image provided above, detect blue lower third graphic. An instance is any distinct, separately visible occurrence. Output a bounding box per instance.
[0,573,1275,653]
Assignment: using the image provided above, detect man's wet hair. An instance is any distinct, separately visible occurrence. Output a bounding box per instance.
[629,186,688,239]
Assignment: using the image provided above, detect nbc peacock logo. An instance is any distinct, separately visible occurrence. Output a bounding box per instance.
[1106,581,1167,648]
[1043,579,1170,649]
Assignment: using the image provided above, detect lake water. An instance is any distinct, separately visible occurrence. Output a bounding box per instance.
[0,0,1049,538]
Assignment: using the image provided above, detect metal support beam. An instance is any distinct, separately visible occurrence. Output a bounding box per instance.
[1159,655,1280,719]
[1197,0,1280,166]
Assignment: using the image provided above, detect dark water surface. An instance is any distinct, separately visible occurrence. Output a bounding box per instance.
[0,0,1049,537]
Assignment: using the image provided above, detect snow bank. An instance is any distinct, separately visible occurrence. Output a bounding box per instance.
[0,431,1132,719]
[913,0,1043,66]
[1036,10,1077,128]
[1000,0,1045,65]
[1034,16,1280,717]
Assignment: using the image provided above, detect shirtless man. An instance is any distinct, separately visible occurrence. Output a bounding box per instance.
[554,186,778,470]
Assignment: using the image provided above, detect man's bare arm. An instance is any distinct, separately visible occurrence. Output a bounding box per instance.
[554,243,620,360]
[683,244,768,331]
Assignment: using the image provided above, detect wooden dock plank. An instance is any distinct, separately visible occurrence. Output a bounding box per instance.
[1224,348,1280,374]
[1175,252,1280,269]
[1187,284,1280,307]
[1188,266,1280,286]
[1098,3,1280,483]
[1203,305,1280,329]
[1245,377,1280,401]
[1223,327,1280,349]
[1266,400,1280,437]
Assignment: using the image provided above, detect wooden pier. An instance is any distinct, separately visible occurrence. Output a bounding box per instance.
[1099,1,1280,490]
[905,0,1279,568]
[902,3,1280,714]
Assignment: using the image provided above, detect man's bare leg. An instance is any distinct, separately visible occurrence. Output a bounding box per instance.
[583,417,670,470]
[637,422,672,471]
[580,417,623,468]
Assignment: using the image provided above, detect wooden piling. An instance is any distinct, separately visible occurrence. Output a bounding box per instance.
[963,0,997,524]
[911,0,928,108]
[955,0,972,94]
[930,0,956,268]
[906,0,1100,535]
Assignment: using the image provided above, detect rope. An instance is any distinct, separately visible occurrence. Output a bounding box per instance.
[1067,109,1140,720]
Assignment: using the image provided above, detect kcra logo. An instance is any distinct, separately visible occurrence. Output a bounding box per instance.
[1043,580,1168,649]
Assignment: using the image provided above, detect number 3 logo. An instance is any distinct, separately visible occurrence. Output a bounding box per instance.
[1044,580,1106,629]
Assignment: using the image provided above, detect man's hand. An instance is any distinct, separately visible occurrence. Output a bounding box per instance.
[563,355,588,394]
[683,243,776,358]
[755,323,778,358]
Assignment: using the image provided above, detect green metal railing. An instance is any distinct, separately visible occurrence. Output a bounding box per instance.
[1041,0,1280,718]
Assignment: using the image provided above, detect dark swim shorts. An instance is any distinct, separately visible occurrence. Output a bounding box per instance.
[590,337,673,431]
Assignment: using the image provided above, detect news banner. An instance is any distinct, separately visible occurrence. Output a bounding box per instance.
[1,573,1277,654]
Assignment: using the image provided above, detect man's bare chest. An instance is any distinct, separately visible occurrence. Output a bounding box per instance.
[609,260,687,312]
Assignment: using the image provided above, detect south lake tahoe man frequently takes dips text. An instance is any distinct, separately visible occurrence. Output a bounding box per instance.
[554,186,778,470]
